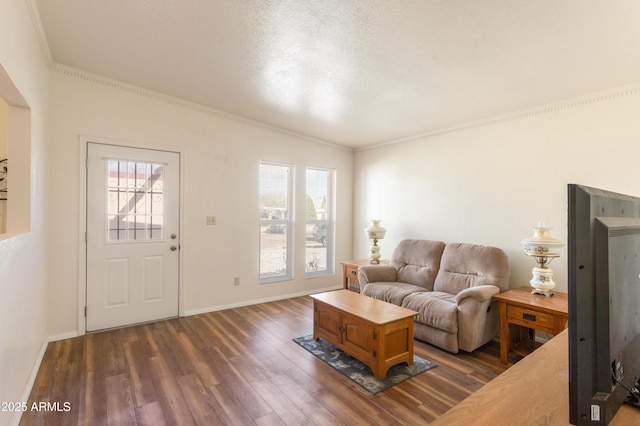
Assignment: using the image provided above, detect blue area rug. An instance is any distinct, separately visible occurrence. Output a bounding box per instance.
[293,334,436,394]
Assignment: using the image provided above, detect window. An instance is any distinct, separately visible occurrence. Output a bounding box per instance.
[259,162,293,282]
[106,159,165,241]
[306,167,335,276]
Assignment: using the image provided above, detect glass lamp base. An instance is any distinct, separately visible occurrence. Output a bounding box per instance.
[531,288,554,297]
[530,266,555,297]
[369,239,381,264]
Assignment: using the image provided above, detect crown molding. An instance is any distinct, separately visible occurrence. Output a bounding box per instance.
[49,63,352,152]
[25,0,53,65]
[357,82,640,152]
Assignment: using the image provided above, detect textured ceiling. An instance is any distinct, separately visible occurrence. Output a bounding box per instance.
[35,0,640,148]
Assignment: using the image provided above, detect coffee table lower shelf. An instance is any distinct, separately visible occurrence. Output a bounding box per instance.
[310,290,418,378]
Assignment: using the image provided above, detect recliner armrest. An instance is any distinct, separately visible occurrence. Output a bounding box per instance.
[358,265,397,286]
[455,285,501,305]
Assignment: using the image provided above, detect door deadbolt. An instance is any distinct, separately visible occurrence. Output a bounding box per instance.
[170,233,177,240]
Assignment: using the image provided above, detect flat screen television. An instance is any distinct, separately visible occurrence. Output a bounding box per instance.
[568,184,640,424]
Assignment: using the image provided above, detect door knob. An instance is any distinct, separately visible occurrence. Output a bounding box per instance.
[170,245,177,251]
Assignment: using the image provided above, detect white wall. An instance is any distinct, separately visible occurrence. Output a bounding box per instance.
[0,0,50,425]
[354,85,640,292]
[47,68,353,337]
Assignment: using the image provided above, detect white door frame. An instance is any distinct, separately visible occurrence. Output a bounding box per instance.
[77,136,186,336]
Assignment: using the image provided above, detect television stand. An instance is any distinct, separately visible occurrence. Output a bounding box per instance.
[431,329,640,425]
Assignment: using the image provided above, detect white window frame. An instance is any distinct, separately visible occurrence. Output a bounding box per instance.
[259,161,294,283]
[305,166,335,278]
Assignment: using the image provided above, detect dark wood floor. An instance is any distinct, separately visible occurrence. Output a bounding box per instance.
[20,295,514,425]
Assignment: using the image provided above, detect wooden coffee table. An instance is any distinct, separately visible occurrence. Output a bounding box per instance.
[310,289,418,378]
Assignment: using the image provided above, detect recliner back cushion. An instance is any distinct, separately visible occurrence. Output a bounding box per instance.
[433,242,510,295]
[391,239,446,290]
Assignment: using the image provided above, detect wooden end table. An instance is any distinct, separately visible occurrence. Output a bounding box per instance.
[493,286,568,364]
[310,290,418,378]
[340,259,388,292]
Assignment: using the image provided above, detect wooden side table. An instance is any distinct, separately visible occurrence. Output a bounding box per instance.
[493,286,568,364]
[340,259,389,292]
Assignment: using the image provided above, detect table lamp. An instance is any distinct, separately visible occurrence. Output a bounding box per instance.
[364,220,386,264]
[521,223,565,297]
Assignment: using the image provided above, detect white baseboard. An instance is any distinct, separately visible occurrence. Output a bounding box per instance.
[10,338,49,426]
[10,332,80,425]
[48,331,79,342]
[535,333,551,344]
[185,285,341,316]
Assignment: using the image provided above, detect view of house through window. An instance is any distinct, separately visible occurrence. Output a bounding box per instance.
[306,167,334,276]
[259,162,293,282]
[107,159,165,241]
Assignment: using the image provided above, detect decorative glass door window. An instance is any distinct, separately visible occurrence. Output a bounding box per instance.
[106,159,164,242]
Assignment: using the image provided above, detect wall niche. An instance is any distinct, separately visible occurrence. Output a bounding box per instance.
[0,63,31,236]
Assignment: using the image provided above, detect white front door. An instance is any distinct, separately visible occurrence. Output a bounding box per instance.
[86,143,180,331]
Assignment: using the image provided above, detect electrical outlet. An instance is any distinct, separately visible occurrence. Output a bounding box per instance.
[233,277,240,286]
[206,216,216,226]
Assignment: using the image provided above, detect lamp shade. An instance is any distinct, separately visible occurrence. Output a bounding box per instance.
[521,224,565,296]
[521,226,564,256]
[364,220,386,240]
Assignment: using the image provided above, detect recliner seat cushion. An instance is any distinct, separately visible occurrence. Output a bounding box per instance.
[361,282,427,305]
[401,291,458,334]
